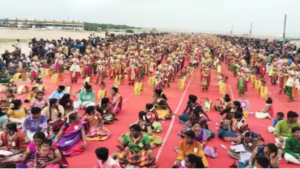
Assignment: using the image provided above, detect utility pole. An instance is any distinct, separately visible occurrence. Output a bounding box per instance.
[282,14,287,55]
[231,24,234,36]
[249,23,252,46]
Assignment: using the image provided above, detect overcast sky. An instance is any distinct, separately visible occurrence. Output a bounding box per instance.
[1,0,299,37]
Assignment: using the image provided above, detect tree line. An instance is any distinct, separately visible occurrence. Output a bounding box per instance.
[83,22,139,32]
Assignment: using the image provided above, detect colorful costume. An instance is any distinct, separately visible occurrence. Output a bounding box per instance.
[82,111,111,141]
[201,69,210,91]
[113,133,156,168]
[69,63,81,82]
[110,94,123,114]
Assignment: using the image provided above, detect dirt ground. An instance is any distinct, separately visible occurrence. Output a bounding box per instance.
[0,28,103,40]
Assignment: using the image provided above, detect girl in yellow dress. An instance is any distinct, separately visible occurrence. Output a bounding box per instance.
[82,106,111,141]
[218,74,227,95]
[134,78,144,96]
[217,62,222,74]
[260,80,268,99]
[153,89,173,119]
[24,87,39,103]
[7,99,27,128]
[97,82,106,101]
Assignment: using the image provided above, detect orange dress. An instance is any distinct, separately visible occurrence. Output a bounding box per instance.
[82,112,111,141]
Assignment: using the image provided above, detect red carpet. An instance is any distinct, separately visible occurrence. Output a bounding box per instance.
[5,64,299,168]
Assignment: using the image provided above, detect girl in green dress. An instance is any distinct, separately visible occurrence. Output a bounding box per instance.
[119,111,163,149]
[0,67,10,83]
[113,124,157,168]
[238,73,245,97]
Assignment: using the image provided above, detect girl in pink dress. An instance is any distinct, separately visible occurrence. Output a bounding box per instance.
[30,139,61,168]
[54,55,64,73]
[30,59,40,83]
[110,87,123,115]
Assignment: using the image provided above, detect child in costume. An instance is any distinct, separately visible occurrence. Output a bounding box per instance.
[98,82,107,101]
[154,76,162,90]
[285,71,299,102]
[95,62,106,85]
[203,98,212,113]
[134,78,144,95]
[237,72,248,97]
[255,97,273,119]
[218,74,227,95]
[30,56,41,83]
[54,54,64,73]
[34,78,45,92]
[201,67,210,92]
[126,64,137,86]
[24,87,39,103]
[69,61,81,84]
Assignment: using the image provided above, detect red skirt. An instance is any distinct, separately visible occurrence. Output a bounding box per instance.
[70,72,80,80]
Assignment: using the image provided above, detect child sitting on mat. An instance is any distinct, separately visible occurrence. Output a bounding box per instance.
[268,112,284,133]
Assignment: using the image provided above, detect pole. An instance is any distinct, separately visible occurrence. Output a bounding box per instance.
[249,23,252,46]
[282,14,287,55]
[231,24,234,36]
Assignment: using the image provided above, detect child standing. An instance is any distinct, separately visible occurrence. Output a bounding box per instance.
[98,82,107,101]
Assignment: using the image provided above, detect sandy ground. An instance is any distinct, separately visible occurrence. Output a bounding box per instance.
[0,28,103,40]
[291,40,300,47]
[0,42,31,55]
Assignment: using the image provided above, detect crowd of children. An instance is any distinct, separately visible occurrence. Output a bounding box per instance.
[0,33,299,168]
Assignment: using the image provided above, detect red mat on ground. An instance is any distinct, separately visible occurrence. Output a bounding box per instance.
[4,63,299,168]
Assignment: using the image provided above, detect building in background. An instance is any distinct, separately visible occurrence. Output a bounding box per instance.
[0,18,84,30]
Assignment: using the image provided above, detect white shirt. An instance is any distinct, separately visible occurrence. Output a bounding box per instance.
[69,64,81,72]
[48,44,55,49]
[286,77,299,87]
[13,41,21,49]
[44,44,49,51]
